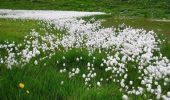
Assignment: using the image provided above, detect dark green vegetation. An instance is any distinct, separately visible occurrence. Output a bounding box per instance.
[0,47,147,99]
[0,48,122,100]
[0,0,170,19]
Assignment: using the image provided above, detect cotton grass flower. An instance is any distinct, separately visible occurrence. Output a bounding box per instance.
[26,90,30,94]
[97,81,101,87]
[61,81,64,85]
[34,60,38,65]
[122,95,128,100]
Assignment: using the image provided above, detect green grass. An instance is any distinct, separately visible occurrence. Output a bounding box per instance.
[0,18,122,99]
[0,0,170,19]
[0,19,40,43]
[0,15,170,99]
[0,45,123,99]
[0,47,146,100]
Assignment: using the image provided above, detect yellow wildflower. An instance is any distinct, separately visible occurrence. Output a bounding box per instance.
[18,82,25,89]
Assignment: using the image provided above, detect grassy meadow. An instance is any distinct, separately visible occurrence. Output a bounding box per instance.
[0,18,125,100]
[0,0,170,100]
[0,16,170,99]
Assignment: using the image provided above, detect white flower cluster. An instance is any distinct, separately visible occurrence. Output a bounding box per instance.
[60,68,66,73]
[69,68,80,78]
[0,42,19,69]
[51,18,170,99]
[0,17,169,99]
[82,62,97,86]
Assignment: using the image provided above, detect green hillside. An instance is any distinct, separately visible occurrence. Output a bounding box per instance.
[0,0,170,19]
